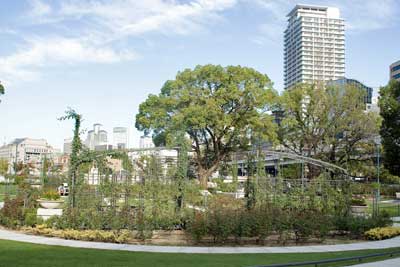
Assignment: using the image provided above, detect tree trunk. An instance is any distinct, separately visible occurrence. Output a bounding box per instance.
[198,167,209,189]
[198,164,219,189]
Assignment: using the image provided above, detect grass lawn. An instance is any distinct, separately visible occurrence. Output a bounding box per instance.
[367,198,400,217]
[0,239,399,267]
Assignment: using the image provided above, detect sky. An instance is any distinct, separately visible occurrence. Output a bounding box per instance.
[0,0,399,150]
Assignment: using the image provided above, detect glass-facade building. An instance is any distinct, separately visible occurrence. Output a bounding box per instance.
[327,78,372,104]
[284,5,345,89]
[390,60,400,81]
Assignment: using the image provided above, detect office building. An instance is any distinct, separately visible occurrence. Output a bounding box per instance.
[390,60,400,81]
[0,138,58,172]
[113,127,128,149]
[327,78,372,104]
[85,123,108,150]
[284,4,345,89]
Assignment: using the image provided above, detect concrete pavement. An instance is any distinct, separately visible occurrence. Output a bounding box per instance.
[1,228,400,254]
[350,257,400,267]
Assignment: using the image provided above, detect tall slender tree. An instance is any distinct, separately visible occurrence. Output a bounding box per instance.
[379,80,400,176]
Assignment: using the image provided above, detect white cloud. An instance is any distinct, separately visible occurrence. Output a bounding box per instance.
[32,0,237,38]
[339,0,399,32]
[28,0,52,17]
[0,0,237,85]
[0,37,136,85]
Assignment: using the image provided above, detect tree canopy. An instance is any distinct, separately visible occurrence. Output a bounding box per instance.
[0,83,4,103]
[135,64,277,187]
[278,83,380,176]
[379,79,400,176]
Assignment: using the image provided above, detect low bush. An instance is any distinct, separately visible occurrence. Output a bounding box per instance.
[333,211,392,238]
[22,226,134,243]
[365,227,400,240]
[41,190,60,200]
[0,197,24,228]
[350,197,367,206]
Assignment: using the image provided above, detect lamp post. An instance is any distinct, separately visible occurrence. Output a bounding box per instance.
[374,136,381,203]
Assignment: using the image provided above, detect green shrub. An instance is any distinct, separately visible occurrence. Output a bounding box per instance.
[24,209,40,227]
[186,212,207,242]
[22,226,135,243]
[365,227,400,240]
[41,190,60,200]
[334,211,392,238]
[350,197,367,206]
[0,197,24,228]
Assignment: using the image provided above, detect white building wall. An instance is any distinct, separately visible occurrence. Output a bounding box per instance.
[284,5,345,89]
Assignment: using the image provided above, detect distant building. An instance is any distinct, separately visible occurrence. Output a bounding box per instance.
[366,96,380,114]
[327,78,373,104]
[63,138,72,154]
[94,144,113,151]
[390,60,400,81]
[284,4,345,89]
[139,136,154,149]
[85,124,108,150]
[0,138,58,173]
[113,127,128,149]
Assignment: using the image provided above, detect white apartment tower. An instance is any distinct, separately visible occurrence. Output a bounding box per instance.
[284,5,345,89]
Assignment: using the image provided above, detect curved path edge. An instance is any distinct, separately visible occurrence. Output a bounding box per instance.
[1,229,400,254]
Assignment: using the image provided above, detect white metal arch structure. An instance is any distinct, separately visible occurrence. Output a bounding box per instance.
[125,147,348,177]
[261,150,348,175]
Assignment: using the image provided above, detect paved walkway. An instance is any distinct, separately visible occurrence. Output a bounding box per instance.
[351,258,400,267]
[1,229,400,254]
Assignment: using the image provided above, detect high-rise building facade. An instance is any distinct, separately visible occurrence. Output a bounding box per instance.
[284,5,345,89]
[85,124,108,150]
[113,127,128,149]
[390,60,400,81]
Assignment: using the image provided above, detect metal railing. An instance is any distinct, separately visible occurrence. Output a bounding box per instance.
[249,250,400,267]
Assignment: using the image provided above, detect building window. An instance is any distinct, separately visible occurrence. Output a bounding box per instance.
[391,65,400,72]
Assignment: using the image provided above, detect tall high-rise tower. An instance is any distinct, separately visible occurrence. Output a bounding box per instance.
[284,5,345,89]
[113,127,128,149]
[390,60,400,81]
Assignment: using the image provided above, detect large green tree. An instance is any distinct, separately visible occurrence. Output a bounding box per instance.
[278,83,380,176]
[135,65,277,187]
[379,79,400,176]
[0,83,4,103]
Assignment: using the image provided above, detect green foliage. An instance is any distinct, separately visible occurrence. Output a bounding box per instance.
[279,83,380,177]
[135,65,277,187]
[0,159,8,176]
[0,197,24,228]
[379,80,400,176]
[24,209,41,227]
[0,83,4,103]
[41,190,60,200]
[350,197,367,206]
[23,226,134,243]
[334,211,392,238]
[365,227,400,240]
